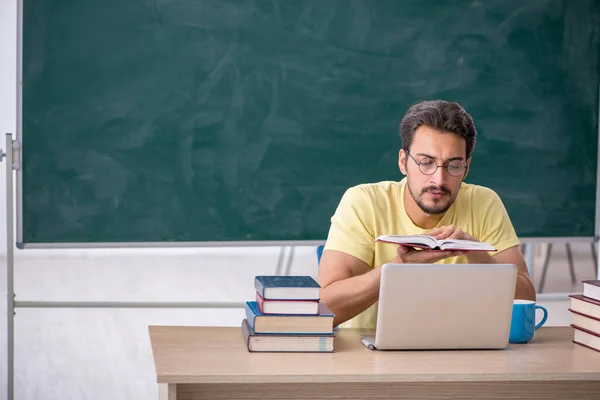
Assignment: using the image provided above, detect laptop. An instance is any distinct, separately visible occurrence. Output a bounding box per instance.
[361,263,518,350]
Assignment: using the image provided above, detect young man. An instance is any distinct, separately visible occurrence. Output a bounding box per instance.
[318,100,536,329]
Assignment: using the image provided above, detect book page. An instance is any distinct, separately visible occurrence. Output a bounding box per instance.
[438,239,496,251]
[375,235,496,251]
[375,234,436,248]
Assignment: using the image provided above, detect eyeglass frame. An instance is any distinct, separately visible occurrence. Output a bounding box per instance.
[404,149,468,177]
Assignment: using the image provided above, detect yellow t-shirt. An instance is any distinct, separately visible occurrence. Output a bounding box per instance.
[323,178,520,329]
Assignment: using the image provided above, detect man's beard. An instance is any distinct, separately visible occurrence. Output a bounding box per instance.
[408,184,454,215]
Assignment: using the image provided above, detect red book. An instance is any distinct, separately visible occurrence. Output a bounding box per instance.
[569,309,600,336]
[569,294,600,320]
[255,292,319,315]
[571,324,600,353]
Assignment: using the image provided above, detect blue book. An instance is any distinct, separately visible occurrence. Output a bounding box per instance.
[244,301,334,334]
[254,275,320,300]
[241,319,334,352]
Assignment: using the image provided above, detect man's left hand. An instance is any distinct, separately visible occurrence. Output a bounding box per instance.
[426,225,477,242]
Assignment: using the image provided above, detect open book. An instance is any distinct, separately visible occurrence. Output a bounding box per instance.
[374,234,496,252]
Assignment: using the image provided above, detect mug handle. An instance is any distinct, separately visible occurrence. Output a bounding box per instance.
[534,305,548,330]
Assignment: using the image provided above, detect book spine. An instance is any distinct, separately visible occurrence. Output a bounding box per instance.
[254,278,266,298]
[256,292,265,313]
[244,303,256,331]
[240,319,251,351]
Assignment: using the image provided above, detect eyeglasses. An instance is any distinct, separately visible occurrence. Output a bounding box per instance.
[406,150,467,177]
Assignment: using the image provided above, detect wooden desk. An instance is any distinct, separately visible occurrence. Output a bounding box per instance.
[149,326,600,400]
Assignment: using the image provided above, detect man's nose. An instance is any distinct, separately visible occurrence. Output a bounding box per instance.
[429,166,447,186]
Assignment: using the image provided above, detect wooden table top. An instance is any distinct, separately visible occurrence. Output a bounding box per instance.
[148,325,600,384]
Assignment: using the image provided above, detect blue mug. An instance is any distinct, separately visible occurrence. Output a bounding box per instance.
[509,299,548,344]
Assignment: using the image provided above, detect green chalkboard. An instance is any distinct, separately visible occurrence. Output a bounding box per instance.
[21,0,600,244]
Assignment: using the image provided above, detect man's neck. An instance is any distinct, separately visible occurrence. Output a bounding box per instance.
[403,185,445,230]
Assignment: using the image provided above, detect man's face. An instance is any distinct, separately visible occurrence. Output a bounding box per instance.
[398,125,470,215]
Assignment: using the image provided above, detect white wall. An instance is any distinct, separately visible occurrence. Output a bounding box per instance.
[5,246,319,400]
[0,3,320,399]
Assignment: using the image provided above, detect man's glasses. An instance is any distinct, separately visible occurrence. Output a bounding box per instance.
[406,150,467,177]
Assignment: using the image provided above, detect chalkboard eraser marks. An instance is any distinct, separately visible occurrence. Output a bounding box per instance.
[254,276,320,300]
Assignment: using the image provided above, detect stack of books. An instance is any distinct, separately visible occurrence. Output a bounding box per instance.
[240,275,335,353]
[569,279,600,353]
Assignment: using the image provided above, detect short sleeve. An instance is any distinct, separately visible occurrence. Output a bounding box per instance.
[477,189,521,253]
[323,186,375,266]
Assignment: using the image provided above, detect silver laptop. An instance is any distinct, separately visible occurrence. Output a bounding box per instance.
[361,263,517,350]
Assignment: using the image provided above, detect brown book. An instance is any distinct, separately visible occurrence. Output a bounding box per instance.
[569,294,600,320]
[240,319,334,352]
[582,280,600,302]
[569,309,600,336]
[571,324,600,353]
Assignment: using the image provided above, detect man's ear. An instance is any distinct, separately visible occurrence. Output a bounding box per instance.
[463,156,472,179]
[398,149,407,175]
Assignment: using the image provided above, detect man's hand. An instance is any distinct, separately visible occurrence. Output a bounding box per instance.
[426,225,477,242]
[393,225,478,264]
[393,244,465,264]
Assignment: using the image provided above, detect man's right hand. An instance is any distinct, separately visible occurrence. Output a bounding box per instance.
[392,245,465,264]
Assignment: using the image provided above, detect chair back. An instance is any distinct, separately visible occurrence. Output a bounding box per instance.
[316,244,324,266]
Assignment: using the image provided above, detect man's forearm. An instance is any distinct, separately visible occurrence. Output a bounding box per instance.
[466,251,536,301]
[515,274,536,301]
[465,250,496,265]
[320,267,382,327]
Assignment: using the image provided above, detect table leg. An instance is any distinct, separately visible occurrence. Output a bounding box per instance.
[538,243,553,293]
[159,383,177,400]
[565,243,576,285]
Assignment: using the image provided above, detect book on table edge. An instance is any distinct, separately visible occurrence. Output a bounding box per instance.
[571,324,600,353]
[569,309,600,336]
[569,294,600,320]
[240,319,334,353]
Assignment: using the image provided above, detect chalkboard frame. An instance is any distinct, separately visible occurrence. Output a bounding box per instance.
[14,0,600,248]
